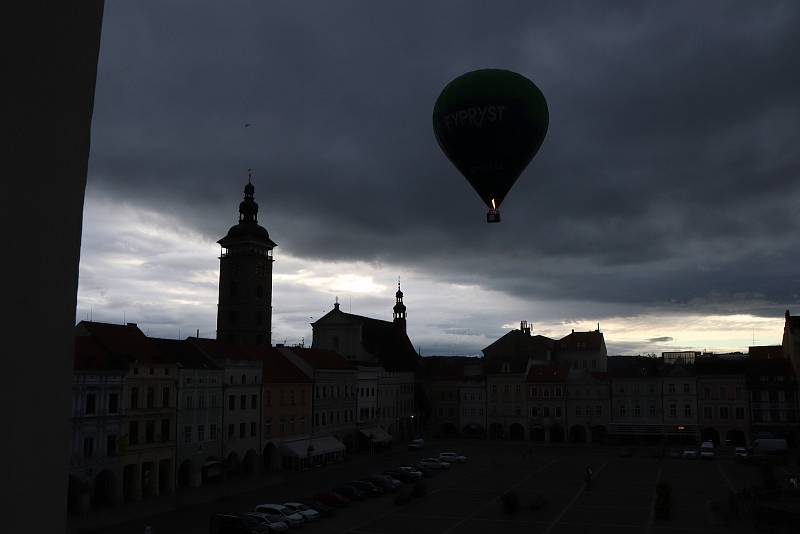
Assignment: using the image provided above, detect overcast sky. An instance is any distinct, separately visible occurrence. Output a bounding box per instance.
[78,1,800,356]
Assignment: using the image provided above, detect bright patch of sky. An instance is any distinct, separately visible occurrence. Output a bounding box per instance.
[77,193,785,355]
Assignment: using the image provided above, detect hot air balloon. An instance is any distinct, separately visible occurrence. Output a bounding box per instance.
[432,69,549,222]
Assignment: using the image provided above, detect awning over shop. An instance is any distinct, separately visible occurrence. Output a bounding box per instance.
[280,436,346,458]
[359,426,392,443]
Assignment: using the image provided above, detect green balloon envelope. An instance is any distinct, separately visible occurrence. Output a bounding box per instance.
[433,69,549,211]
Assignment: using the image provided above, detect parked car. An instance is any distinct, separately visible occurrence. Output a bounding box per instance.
[367,474,401,491]
[410,463,435,477]
[682,447,698,459]
[282,502,320,522]
[253,504,304,528]
[700,441,715,460]
[734,447,751,463]
[245,512,290,532]
[408,438,425,450]
[396,465,424,479]
[384,469,417,483]
[210,514,271,534]
[333,485,365,501]
[313,491,350,508]
[419,458,450,470]
[294,498,334,516]
[439,452,467,463]
[347,480,383,497]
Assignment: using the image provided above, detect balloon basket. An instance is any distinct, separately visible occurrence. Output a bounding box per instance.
[486,209,501,223]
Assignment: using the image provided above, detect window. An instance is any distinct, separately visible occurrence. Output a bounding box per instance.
[228,395,235,410]
[265,390,271,406]
[704,406,713,419]
[683,383,690,393]
[515,384,521,395]
[239,422,246,438]
[185,395,193,409]
[684,404,691,417]
[241,374,246,385]
[719,406,729,419]
[183,426,192,443]
[531,387,537,397]
[596,406,602,417]
[146,420,154,443]
[555,387,562,397]
[160,419,169,442]
[576,406,582,416]
[257,311,263,325]
[106,435,116,456]
[582,360,587,369]
[264,416,271,436]
[555,407,561,417]
[504,384,510,394]
[544,389,550,398]
[592,360,597,369]
[735,407,745,420]
[210,393,218,408]
[543,407,550,417]
[229,310,237,324]
[130,387,139,409]
[251,422,257,437]
[198,393,205,409]
[703,387,710,400]
[133,367,139,375]
[515,406,521,416]
[228,424,235,438]
[720,386,727,399]
[668,383,675,394]
[108,393,119,414]
[83,436,94,458]
[198,425,205,441]
[85,393,97,415]
[669,404,676,418]
[129,421,139,444]
[619,405,626,417]
[532,407,538,417]
[491,385,497,394]
[161,387,169,407]
[251,394,257,409]
[649,405,655,417]
[149,367,154,376]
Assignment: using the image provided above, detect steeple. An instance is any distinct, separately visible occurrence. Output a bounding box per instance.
[238,170,258,223]
[393,279,407,332]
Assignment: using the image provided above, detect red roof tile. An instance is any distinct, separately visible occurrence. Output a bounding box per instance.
[73,335,128,370]
[748,345,785,360]
[78,321,164,364]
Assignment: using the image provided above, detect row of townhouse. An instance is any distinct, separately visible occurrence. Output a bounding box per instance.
[70,306,420,513]
[422,313,800,447]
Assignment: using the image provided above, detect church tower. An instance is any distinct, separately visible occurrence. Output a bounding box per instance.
[393,281,407,333]
[216,179,276,346]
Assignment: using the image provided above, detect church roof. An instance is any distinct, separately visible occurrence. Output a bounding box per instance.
[313,307,419,372]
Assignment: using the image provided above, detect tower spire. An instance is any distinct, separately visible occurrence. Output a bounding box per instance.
[393,278,407,332]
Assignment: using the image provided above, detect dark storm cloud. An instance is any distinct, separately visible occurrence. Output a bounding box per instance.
[88,1,800,316]
[648,337,674,343]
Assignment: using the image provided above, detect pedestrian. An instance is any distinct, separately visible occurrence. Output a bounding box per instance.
[585,465,593,489]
